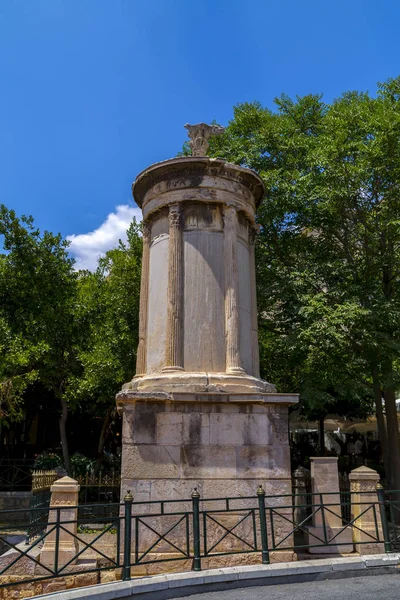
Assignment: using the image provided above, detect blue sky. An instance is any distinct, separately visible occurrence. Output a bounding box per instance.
[1,0,399,269]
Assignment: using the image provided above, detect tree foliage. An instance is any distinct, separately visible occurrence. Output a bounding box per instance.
[66,221,141,464]
[209,77,400,478]
[0,206,142,470]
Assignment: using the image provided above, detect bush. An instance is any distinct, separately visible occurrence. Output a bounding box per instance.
[33,452,63,470]
[70,453,95,477]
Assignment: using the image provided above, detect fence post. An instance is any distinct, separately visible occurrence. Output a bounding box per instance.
[349,466,385,555]
[257,485,269,564]
[40,476,80,567]
[192,487,201,571]
[376,484,391,554]
[122,490,133,581]
[306,457,353,553]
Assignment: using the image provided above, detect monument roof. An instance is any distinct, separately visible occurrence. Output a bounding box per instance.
[132,156,265,210]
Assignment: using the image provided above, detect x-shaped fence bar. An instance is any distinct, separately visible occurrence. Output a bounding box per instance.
[1,487,400,589]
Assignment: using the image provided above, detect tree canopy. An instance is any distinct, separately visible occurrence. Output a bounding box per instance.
[208,76,400,484]
[1,76,400,485]
[0,206,141,472]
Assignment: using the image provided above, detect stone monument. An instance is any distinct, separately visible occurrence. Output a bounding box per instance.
[117,124,298,562]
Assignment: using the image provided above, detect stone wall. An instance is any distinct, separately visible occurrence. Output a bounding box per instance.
[0,492,31,523]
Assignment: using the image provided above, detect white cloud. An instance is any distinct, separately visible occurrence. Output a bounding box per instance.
[67,205,142,271]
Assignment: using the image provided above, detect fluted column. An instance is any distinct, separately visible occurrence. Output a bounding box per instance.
[223,205,245,374]
[249,226,260,378]
[163,204,184,372]
[135,221,151,377]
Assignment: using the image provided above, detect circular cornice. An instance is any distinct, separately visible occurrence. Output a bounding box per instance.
[132,156,265,209]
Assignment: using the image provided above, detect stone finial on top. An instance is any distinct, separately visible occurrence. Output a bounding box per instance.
[184,122,224,156]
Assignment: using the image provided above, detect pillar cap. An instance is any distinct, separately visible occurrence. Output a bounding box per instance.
[257,485,266,496]
[191,487,200,498]
[124,489,133,502]
[50,475,80,493]
[348,465,380,481]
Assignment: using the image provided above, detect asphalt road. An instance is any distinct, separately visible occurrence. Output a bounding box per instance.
[169,574,400,600]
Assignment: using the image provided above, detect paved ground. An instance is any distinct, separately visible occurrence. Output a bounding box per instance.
[170,574,400,600]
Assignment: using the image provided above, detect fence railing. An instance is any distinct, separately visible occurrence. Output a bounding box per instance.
[73,470,121,505]
[0,460,35,491]
[1,487,399,590]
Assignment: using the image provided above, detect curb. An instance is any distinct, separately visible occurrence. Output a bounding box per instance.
[36,554,400,600]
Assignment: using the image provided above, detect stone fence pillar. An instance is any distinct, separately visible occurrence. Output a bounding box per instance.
[40,476,80,567]
[349,465,384,555]
[306,457,353,553]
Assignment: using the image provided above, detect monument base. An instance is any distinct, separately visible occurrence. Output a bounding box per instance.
[118,391,296,566]
[121,371,278,395]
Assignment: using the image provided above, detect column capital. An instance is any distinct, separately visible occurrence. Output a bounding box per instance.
[249,226,258,245]
[142,220,152,242]
[222,204,237,228]
[168,203,182,228]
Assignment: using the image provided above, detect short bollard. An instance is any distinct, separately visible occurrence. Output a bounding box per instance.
[123,490,133,581]
[192,488,201,571]
[376,484,391,553]
[257,485,270,564]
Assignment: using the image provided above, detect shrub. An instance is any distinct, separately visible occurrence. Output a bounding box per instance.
[70,453,95,477]
[33,452,63,470]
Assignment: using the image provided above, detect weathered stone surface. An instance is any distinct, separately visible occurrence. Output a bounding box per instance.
[117,151,298,564]
[236,445,290,478]
[209,413,271,446]
[121,444,180,479]
[237,239,253,376]
[40,476,80,567]
[180,445,236,479]
[307,458,353,554]
[157,412,184,445]
[184,123,224,156]
[123,156,282,395]
[349,466,384,555]
[182,413,210,445]
[146,235,169,374]
[183,229,225,372]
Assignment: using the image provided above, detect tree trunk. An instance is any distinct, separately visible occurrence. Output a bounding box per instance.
[372,368,390,485]
[318,415,325,456]
[59,396,71,475]
[384,387,400,492]
[95,405,113,473]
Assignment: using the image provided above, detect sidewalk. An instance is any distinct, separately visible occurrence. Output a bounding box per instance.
[35,554,400,600]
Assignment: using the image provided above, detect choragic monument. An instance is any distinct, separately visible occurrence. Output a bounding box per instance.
[117,124,298,504]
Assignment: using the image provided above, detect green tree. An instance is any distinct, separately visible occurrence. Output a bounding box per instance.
[208,78,400,484]
[66,220,142,468]
[0,205,80,472]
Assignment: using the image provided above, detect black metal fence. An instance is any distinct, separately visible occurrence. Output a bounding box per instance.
[0,459,35,491]
[1,487,399,591]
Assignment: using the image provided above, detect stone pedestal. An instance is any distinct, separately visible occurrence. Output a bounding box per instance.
[349,466,384,555]
[307,457,353,554]
[40,476,80,567]
[120,395,295,501]
[117,155,298,567]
